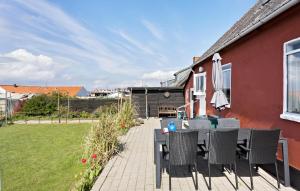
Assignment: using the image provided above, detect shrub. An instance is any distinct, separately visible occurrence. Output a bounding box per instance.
[21,94,57,116]
[80,111,90,118]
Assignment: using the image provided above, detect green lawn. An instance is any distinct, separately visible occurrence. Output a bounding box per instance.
[0,123,90,191]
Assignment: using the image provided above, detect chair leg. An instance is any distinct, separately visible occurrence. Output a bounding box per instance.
[275,161,280,189]
[234,162,238,190]
[169,163,171,190]
[208,163,211,190]
[249,162,253,190]
[195,162,198,190]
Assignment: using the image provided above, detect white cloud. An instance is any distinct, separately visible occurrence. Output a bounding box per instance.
[0,0,181,88]
[142,70,176,81]
[0,0,139,77]
[0,49,64,81]
[141,19,164,40]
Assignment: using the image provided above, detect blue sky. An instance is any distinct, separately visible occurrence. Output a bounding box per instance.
[0,0,256,90]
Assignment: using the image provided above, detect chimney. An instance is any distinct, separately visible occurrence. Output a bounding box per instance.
[193,56,201,65]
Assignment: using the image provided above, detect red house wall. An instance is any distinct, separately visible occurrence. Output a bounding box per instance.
[184,4,300,170]
[184,75,192,118]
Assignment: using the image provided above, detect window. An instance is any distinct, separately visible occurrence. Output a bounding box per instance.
[193,72,206,95]
[222,63,232,106]
[281,37,300,122]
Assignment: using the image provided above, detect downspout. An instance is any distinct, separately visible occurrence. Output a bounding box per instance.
[145,88,148,119]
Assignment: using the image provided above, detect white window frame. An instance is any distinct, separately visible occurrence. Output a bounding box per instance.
[222,63,232,108]
[193,72,206,96]
[280,37,300,123]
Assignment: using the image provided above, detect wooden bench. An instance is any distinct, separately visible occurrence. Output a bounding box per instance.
[158,106,177,118]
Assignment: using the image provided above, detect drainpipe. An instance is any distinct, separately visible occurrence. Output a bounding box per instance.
[145,88,148,119]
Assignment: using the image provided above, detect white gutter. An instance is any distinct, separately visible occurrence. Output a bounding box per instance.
[194,0,299,66]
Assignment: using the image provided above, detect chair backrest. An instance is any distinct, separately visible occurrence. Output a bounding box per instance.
[168,131,198,166]
[249,129,280,164]
[188,119,211,129]
[187,119,211,143]
[238,128,251,141]
[217,118,240,128]
[160,118,182,130]
[208,129,239,164]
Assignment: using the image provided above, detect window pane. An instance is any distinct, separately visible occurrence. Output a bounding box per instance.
[222,68,231,103]
[287,40,300,52]
[195,75,204,93]
[195,77,199,91]
[199,76,204,92]
[287,52,300,114]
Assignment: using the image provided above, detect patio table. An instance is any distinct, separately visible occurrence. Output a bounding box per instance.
[154,128,290,189]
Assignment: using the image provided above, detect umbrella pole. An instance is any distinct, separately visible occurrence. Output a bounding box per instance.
[218,108,221,118]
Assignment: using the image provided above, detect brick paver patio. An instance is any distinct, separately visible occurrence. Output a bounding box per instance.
[91,118,296,191]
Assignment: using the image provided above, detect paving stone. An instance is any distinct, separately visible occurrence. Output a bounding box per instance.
[91,118,296,191]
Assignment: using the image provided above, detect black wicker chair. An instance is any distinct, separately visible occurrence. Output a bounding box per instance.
[188,119,212,129]
[217,118,240,128]
[160,118,183,159]
[200,129,239,190]
[165,131,199,190]
[187,119,211,155]
[238,129,281,190]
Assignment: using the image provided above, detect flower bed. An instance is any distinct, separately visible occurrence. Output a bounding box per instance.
[73,101,139,190]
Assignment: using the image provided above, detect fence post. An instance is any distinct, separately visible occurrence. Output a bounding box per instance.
[4,91,7,125]
[67,94,69,124]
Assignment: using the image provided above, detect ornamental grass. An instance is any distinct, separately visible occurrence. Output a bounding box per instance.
[73,101,137,191]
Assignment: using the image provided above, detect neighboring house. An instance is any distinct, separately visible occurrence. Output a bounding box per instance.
[160,67,192,88]
[90,88,130,98]
[183,0,300,188]
[0,84,89,97]
[90,89,113,97]
[0,89,28,119]
[0,84,89,116]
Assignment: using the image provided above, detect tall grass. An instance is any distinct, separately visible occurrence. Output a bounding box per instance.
[117,101,136,133]
[73,101,137,191]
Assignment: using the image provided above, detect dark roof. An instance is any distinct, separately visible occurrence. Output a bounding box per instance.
[174,67,191,76]
[160,67,192,88]
[173,67,192,87]
[194,0,298,65]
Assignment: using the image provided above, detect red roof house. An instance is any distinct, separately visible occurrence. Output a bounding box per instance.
[0,85,88,97]
[183,0,300,188]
